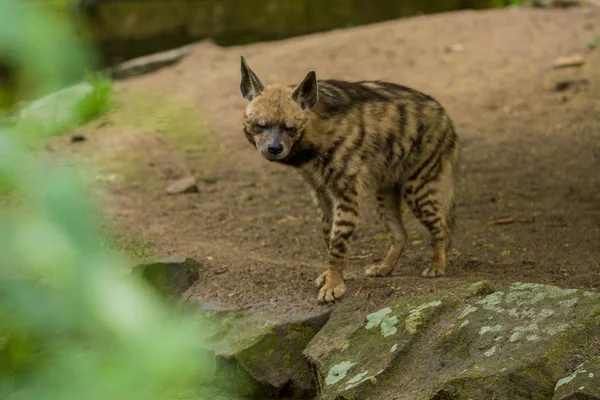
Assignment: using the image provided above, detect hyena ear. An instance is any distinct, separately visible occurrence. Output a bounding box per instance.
[292,71,319,110]
[240,56,264,101]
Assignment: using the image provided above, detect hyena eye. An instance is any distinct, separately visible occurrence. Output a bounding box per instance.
[282,125,296,134]
[255,122,267,130]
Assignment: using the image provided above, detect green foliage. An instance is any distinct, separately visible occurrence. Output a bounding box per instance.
[73,72,114,128]
[0,2,216,400]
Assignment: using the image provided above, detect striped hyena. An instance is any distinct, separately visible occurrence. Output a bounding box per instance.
[239,56,459,304]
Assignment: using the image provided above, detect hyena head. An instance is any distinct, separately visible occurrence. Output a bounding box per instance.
[239,56,319,162]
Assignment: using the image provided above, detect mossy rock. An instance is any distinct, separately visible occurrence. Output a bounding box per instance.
[303,281,495,399]
[196,306,331,399]
[304,282,600,400]
[553,356,600,400]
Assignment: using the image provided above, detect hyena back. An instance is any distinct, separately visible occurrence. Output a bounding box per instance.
[239,56,459,304]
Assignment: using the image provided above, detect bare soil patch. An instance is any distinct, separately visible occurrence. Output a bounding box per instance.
[50,7,600,315]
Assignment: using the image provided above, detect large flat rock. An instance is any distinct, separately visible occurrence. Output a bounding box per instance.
[304,282,600,400]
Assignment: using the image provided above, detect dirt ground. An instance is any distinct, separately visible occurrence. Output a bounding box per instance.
[50,7,600,315]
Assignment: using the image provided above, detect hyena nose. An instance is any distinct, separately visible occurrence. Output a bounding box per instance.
[267,143,283,155]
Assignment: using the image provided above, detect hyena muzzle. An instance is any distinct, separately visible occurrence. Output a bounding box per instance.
[238,56,459,304]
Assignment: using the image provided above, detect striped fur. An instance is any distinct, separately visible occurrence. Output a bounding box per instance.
[239,56,460,303]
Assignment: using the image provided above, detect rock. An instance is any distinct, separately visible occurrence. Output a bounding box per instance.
[71,134,87,142]
[529,0,581,7]
[166,176,198,195]
[19,82,94,128]
[304,281,493,399]
[553,79,590,92]
[554,356,600,399]
[444,43,464,53]
[105,44,195,80]
[304,282,600,400]
[553,54,585,68]
[196,305,332,399]
[131,257,202,299]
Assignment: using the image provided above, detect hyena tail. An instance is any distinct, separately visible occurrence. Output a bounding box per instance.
[439,134,460,243]
[447,191,457,235]
[446,131,460,237]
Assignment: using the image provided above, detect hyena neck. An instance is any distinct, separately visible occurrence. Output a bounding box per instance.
[282,145,319,167]
[284,113,331,168]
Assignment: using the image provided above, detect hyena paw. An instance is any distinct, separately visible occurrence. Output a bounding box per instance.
[316,272,346,303]
[421,266,446,278]
[315,270,346,288]
[365,264,393,277]
[315,271,328,288]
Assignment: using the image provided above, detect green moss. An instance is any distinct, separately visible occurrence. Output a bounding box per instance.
[109,89,217,154]
[82,88,219,188]
[74,72,113,126]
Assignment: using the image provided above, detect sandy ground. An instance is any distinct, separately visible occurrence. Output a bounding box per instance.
[51,6,600,315]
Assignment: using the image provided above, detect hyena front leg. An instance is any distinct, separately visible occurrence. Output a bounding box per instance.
[313,188,340,289]
[316,186,359,303]
[312,187,333,250]
[365,188,407,277]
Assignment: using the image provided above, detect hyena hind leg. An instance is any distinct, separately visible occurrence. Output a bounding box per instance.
[405,164,456,278]
[365,188,408,278]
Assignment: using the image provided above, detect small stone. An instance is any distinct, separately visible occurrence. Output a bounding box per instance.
[445,43,464,53]
[166,176,199,195]
[553,54,585,69]
[71,134,87,143]
[554,81,575,92]
[553,79,589,92]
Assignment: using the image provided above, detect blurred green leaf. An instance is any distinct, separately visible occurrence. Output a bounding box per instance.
[0,2,216,400]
